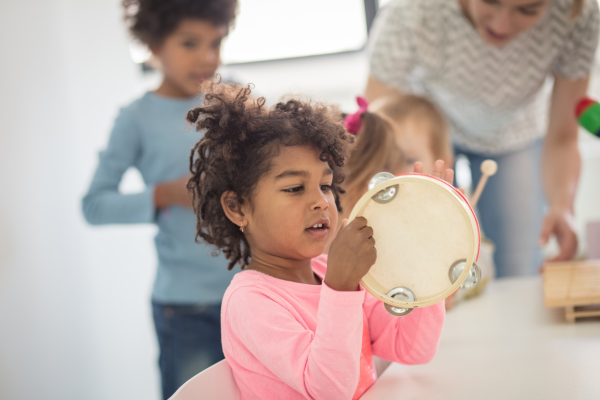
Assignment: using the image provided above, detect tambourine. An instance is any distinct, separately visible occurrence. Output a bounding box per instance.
[348,172,481,316]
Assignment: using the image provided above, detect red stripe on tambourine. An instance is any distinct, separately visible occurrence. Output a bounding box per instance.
[395,172,481,262]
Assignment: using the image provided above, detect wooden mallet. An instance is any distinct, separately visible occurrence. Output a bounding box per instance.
[470,160,498,208]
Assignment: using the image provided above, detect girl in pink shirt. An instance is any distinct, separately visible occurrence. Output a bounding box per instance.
[185,80,447,400]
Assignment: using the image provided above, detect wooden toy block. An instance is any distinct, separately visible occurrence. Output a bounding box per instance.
[543,260,600,323]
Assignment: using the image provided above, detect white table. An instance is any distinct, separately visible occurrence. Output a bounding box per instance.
[362,277,600,400]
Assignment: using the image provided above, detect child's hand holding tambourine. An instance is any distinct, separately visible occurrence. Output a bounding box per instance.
[345,159,480,316]
[325,217,377,292]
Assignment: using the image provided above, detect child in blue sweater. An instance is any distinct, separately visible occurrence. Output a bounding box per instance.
[82,1,237,398]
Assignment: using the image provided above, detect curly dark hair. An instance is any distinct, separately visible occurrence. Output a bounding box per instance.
[186,79,353,270]
[122,0,238,46]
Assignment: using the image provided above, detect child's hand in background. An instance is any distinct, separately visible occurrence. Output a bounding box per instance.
[154,174,194,209]
[414,160,454,184]
[414,160,465,195]
[325,217,377,291]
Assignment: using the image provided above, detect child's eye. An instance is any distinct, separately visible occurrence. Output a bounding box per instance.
[182,40,198,49]
[283,186,303,193]
[519,8,539,16]
[320,185,332,192]
[211,39,222,49]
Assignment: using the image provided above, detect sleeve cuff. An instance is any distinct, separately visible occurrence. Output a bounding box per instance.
[320,281,366,307]
[140,185,157,223]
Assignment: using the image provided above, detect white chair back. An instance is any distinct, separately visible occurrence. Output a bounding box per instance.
[168,359,241,400]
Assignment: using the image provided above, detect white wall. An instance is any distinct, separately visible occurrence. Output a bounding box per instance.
[0,1,159,399]
[0,2,366,400]
[1,1,600,400]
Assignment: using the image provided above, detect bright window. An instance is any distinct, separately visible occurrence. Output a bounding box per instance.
[220,0,368,64]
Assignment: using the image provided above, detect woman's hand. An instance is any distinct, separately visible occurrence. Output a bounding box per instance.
[539,75,586,263]
[539,207,578,262]
[154,174,194,209]
[326,217,377,291]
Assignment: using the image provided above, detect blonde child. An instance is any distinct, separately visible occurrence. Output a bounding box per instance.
[340,94,452,222]
[186,81,448,399]
[372,93,453,173]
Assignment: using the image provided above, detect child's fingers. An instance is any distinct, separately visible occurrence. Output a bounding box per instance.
[349,216,367,229]
[432,160,444,179]
[443,168,454,185]
[413,162,424,174]
[360,225,374,239]
[538,214,553,246]
[341,218,349,229]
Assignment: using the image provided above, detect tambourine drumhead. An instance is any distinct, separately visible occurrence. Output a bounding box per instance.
[348,174,480,309]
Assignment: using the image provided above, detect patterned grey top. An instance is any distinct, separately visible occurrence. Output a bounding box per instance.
[369,0,599,154]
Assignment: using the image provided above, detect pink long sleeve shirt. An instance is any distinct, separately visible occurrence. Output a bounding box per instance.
[221,254,445,400]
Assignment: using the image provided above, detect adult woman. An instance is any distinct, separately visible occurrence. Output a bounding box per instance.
[366,0,599,277]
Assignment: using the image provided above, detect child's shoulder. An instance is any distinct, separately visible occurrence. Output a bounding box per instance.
[223,254,328,306]
[119,91,156,115]
[112,92,155,124]
[222,271,290,320]
[223,270,279,303]
[114,91,198,128]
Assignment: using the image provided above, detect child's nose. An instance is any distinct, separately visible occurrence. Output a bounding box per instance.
[200,48,218,65]
[310,190,329,210]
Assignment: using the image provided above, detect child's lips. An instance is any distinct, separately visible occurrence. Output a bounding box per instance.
[191,73,212,82]
[305,218,330,239]
[305,226,329,239]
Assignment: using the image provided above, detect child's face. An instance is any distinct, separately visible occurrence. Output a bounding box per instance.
[244,145,338,262]
[152,19,228,97]
[393,118,437,175]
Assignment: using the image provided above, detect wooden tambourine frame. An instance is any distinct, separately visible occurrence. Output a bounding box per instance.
[348,173,480,309]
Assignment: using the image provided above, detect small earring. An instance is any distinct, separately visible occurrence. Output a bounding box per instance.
[240,222,245,233]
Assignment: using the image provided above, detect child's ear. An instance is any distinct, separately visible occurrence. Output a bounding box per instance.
[221,191,246,228]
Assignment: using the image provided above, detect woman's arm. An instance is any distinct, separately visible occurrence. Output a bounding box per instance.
[365,0,417,103]
[539,75,589,261]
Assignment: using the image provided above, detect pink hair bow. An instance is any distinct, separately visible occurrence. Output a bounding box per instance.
[344,96,369,134]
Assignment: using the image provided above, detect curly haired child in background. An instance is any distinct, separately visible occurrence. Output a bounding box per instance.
[82,1,237,398]
[186,80,447,400]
